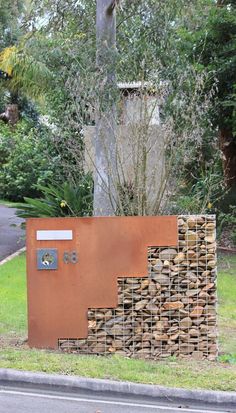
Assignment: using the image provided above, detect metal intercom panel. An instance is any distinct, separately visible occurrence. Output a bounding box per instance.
[37,248,58,270]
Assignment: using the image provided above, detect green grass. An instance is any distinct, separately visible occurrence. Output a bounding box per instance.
[218,254,236,357]
[0,349,235,391]
[0,254,27,336]
[0,252,236,391]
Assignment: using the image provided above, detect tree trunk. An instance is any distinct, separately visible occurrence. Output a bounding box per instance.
[93,0,118,216]
[0,104,19,125]
[216,0,235,186]
[219,127,236,187]
[216,0,229,7]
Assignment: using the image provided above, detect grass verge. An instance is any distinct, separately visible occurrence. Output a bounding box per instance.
[0,254,26,336]
[0,349,236,391]
[0,252,235,391]
[218,253,236,358]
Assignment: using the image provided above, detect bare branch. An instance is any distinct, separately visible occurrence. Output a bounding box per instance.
[107,0,120,15]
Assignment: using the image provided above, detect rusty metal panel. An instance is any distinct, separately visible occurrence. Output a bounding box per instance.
[26,216,178,349]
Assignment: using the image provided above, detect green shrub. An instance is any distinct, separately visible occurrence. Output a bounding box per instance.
[216,184,236,214]
[16,175,93,219]
[170,162,225,215]
[0,122,14,166]
[218,205,236,243]
[170,194,203,215]
[0,120,55,201]
[231,231,236,246]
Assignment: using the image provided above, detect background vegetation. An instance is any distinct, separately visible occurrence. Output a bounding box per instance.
[0,0,235,238]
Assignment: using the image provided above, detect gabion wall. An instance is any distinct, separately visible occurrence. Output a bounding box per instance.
[59,215,217,360]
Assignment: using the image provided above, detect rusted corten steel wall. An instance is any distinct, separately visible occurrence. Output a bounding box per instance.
[27,215,217,360]
[27,216,177,349]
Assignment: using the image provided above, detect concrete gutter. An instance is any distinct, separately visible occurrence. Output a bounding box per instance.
[0,368,235,407]
[0,247,26,266]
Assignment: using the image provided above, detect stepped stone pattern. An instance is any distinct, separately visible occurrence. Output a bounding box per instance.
[59,215,217,360]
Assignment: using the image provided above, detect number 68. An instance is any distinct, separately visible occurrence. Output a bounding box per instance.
[63,251,78,264]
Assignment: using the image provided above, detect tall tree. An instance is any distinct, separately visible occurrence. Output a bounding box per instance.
[94,0,118,215]
[13,0,221,209]
[215,0,236,186]
[180,0,236,186]
[0,0,23,50]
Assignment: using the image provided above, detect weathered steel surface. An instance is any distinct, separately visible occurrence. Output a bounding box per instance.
[26,216,178,348]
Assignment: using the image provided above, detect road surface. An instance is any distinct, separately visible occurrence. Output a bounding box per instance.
[0,205,25,261]
[0,385,234,413]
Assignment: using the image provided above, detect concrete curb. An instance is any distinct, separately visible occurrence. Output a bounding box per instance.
[0,368,235,406]
[0,247,26,266]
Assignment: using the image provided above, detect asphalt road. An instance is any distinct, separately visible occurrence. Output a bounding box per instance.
[0,205,25,261]
[0,386,234,413]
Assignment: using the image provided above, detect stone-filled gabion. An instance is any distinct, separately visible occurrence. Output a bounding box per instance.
[59,215,217,360]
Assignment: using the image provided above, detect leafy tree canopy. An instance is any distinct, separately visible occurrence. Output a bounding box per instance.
[0,0,24,50]
[179,0,236,132]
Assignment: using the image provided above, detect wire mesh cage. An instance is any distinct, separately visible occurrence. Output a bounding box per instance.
[58,215,217,360]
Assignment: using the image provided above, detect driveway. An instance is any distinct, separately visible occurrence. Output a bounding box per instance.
[0,205,25,261]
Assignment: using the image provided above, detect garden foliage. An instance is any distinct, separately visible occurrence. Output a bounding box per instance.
[0,0,235,217]
[16,176,93,218]
[0,120,55,200]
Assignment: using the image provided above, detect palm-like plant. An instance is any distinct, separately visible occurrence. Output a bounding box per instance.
[0,42,53,124]
[0,44,52,99]
[16,176,94,219]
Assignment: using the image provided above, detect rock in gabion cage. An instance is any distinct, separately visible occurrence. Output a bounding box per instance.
[59,215,217,360]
